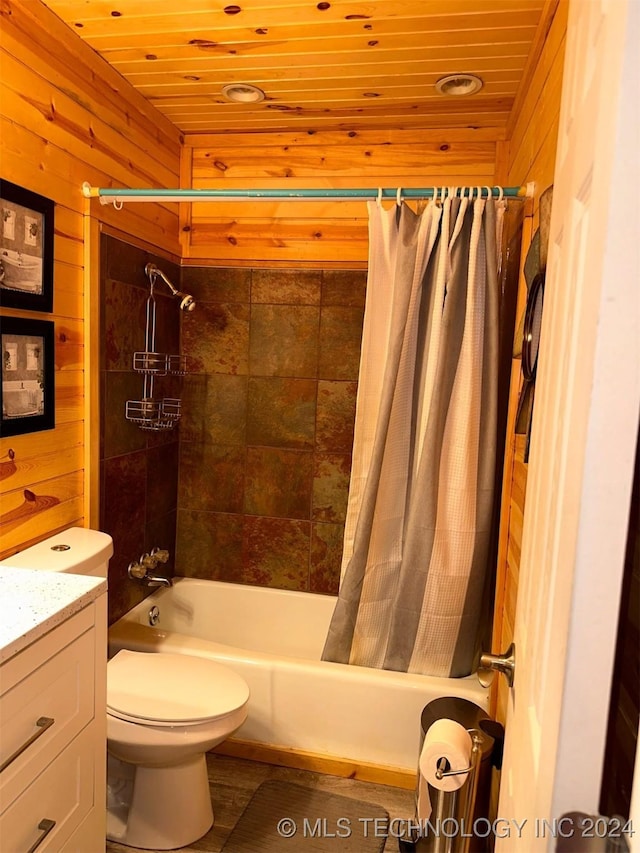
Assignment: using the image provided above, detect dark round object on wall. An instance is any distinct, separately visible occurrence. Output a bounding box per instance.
[522,272,545,382]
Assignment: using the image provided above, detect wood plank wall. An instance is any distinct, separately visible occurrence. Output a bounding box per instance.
[490,0,569,726]
[0,0,181,557]
[180,128,501,266]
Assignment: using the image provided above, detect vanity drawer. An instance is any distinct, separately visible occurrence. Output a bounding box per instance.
[0,620,95,811]
[0,725,95,853]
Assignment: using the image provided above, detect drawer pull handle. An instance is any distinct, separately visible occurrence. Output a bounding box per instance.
[0,716,55,772]
[26,818,56,853]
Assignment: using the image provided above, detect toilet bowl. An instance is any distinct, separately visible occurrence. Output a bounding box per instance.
[106,649,249,850]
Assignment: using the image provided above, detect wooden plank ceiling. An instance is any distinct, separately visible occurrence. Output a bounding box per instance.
[43,0,546,133]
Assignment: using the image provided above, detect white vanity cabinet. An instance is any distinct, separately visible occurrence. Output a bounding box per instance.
[0,569,107,853]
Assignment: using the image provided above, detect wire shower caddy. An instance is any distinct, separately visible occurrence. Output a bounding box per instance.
[125,284,186,431]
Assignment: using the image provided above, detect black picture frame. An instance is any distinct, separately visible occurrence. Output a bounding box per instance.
[0,179,54,313]
[1,316,55,436]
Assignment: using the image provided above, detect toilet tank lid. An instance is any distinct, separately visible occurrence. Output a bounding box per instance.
[0,527,113,574]
[107,650,250,725]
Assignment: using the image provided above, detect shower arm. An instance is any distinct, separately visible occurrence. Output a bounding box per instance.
[145,263,178,297]
[145,263,195,312]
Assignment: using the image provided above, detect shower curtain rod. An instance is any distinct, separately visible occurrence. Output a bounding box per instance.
[82,182,533,205]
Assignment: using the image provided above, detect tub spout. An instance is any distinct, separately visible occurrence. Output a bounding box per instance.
[146,574,172,588]
[128,559,172,588]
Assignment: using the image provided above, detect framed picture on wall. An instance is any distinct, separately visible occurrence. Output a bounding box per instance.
[1,316,55,436]
[0,179,54,313]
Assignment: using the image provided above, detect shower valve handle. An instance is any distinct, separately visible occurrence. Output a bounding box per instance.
[140,553,159,571]
[128,561,146,580]
[150,547,170,563]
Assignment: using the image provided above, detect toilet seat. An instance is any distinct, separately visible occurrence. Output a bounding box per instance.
[107,650,249,727]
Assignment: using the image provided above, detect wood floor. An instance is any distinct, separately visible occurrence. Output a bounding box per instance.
[106,753,415,852]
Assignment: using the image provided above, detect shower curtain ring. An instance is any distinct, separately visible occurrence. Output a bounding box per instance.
[377,187,383,207]
[113,198,123,211]
[484,186,492,200]
[396,187,402,206]
[495,186,504,202]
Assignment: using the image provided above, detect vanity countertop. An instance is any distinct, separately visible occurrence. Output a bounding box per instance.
[0,566,106,664]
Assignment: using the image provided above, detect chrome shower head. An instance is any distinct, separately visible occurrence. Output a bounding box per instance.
[145,263,196,312]
[178,293,196,312]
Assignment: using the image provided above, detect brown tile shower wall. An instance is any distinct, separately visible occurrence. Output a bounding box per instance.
[100,234,181,623]
[176,268,366,595]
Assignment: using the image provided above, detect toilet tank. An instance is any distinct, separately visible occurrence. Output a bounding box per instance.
[0,527,113,577]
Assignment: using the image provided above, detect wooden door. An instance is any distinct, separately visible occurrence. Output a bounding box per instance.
[496,0,640,847]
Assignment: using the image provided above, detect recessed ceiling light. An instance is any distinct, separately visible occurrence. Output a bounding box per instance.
[222,83,265,103]
[435,74,484,96]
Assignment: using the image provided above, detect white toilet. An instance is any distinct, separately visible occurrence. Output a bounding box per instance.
[106,649,248,849]
[0,528,250,850]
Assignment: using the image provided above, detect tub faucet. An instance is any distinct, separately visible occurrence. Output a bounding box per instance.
[128,549,173,587]
[144,573,172,588]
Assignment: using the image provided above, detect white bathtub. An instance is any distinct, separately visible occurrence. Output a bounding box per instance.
[108,578,489,774]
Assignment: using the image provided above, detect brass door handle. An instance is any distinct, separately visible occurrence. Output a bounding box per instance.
[477,643,516,688]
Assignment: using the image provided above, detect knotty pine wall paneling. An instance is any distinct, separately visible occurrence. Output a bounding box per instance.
[0,0,181,557]
[180,128,502,266]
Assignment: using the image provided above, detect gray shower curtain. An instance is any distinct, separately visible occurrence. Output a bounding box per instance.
[322,191,504,678]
